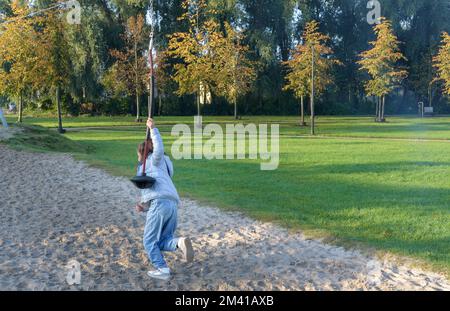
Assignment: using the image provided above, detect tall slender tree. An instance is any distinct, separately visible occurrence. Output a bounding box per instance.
[283,40,310,127]
[284,20,340,133]
[0,1,46,123]
[103,14,148,122]
[39,9,73,133]
[214,22,256,120]
[433,32,450,96]
[358,18,408,122]
[168,0,217,119]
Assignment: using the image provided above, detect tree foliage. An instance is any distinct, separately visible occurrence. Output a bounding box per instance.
[0,0,449,118]
[0,1,53,121]
[102,14,148,120]
[283,20,340,126]
[167,0,216,98]
[434,32,450,96]
[358,18,408,97]
[213,22,257,118]
[284,20,340,99]
[358,18,408,120]
[0,1,46,101]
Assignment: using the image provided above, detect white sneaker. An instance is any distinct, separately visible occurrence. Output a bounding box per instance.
[147,268,171,281]
[178,237,194,263]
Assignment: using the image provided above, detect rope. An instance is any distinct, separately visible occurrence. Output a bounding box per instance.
[143,0,154,172]
[147,0,156,124]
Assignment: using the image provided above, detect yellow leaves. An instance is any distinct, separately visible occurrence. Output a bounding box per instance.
[283,20,339,100]
[124,14,147,48]
[179,0,210,28]
[0,1,47,96]
[303,20,330,48]
[358,17,407,97]
[433,32,450,95]
[213,22,257,102]
[168,12,219,96]
[168,14,256,102]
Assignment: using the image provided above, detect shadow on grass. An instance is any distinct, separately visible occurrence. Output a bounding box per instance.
[166,159,450,274]
[284,161,450,174]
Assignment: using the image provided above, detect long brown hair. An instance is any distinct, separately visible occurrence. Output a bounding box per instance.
[137,139,153,162]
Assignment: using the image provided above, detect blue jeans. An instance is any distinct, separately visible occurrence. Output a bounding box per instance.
[143,199,179,269]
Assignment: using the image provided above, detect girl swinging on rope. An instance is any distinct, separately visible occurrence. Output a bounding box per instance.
[135,118,194,280]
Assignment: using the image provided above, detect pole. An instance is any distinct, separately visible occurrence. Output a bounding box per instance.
[56,86,65,134]
[428,80,435,108]
[18,91,23,123]
[300,96,305,126]
[142,0,155,176]
[310,45,315,136]
[147,0,155,139]
[147,34,154,140]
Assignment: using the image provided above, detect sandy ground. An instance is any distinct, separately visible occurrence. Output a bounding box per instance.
[0,127,21,141]
[0,144,449,291]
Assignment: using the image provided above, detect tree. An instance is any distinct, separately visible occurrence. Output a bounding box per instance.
[154,49,176,116]
[214,22,256,120]
[283,39,310,126]
[433,32,450,96]
[64,3,112,114]
[103,14,148,122]
[39,9,73,133]
[284,20,340,133]
[0,1,46,123]
[168,0,218,119]
[358,18,408,122]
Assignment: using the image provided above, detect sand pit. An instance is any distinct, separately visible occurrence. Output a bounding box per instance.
[0,144,449,291]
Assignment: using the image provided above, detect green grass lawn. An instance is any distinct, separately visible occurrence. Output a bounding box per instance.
[3,115,450,276]
[7,114,450,140]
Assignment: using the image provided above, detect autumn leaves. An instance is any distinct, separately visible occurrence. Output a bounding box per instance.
[283,17,449,125]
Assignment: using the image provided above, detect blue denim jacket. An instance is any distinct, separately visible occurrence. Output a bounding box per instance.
[137,128,180,204]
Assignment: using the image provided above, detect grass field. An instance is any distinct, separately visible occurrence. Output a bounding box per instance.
[3,114,450,275]
[6,114,450,139]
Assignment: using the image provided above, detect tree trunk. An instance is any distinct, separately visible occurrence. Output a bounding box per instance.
[135,91,140,122]
[56,86,65,134]
[310,46,315,136]
[195,92,202,128]
[375,97,380,122]
[234,98,238,120]
[300,96,306,126]
[348,87,352,104]
[158,95,162,116]
[197,91,201,118]
[375,97,381,122]
[381,95,385,121]
[17,91,23,123]
[428,82,433,108]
